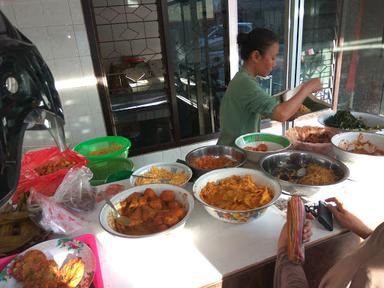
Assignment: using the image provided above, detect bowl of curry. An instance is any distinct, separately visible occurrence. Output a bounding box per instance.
[99,184,194,238]
[185,145,247,178]
[192,168,281,223]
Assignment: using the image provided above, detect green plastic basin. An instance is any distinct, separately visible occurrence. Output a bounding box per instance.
[74,136,131,162]
[87,157,134,186]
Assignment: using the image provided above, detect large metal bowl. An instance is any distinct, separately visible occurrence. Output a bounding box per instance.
[259,150,349,197]
[193,168,281,223]
[185,145,247,178]
[331,132,384,181]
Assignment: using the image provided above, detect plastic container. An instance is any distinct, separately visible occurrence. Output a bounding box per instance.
[87,158,134,186]
[74,136,131,162]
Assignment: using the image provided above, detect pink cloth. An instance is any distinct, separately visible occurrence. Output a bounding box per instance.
[0,234,104,288]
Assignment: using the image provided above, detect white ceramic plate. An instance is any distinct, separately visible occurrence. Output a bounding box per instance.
[318,111,384,131]
[0,238,95,288]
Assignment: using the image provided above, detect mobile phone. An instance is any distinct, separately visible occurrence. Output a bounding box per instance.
[317,201,333,231]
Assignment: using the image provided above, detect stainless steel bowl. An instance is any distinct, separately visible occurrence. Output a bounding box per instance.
[185,145,247,177]
[259,150,349,197]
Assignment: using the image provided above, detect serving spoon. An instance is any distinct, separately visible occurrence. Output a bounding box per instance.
[104,198,131,226]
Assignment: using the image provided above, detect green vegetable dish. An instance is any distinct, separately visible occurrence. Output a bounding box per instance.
[324,111,368,130]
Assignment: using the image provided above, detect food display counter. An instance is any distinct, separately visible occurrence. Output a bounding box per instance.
[74,163,383,288]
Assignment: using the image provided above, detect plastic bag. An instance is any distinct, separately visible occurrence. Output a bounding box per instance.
[28,189,87,235]
[53,166,96,212]
[14,147,88,202]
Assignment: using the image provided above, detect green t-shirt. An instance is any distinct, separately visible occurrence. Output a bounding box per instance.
[217,67,279,146]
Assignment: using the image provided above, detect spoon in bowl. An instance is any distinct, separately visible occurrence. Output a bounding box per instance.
[105,170,171,183]
[104,198,130,226]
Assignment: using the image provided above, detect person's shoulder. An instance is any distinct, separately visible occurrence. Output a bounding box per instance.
[228,69,257,90]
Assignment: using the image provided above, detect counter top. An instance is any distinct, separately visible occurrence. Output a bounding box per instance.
[76,169,383,288]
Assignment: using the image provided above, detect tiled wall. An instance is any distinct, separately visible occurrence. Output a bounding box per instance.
[0,0,106,151]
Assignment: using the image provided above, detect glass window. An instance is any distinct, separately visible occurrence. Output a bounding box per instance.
[167,0,225,138]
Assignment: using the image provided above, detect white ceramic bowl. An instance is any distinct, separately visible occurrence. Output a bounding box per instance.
[235,132,291,163]
[331,132,384,181]
[192,168,281,223]
[318,111,384,132]
[99,184,194,238]
[130,162,193,187]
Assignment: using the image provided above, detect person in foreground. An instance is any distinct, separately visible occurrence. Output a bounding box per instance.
[274,197,384,288]
[217,27,321,146]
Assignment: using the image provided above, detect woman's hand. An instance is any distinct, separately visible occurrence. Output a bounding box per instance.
[277,213,315,251]
[302,77,322,94]
[325,197,373,239]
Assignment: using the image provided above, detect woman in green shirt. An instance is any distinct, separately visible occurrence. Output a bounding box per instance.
[217,28,321,146]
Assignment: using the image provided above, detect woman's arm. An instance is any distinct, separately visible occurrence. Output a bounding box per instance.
[274,216,314,288]
[325,197,373,239]
[272,78,321,122]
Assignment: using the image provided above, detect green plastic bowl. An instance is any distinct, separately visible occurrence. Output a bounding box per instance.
[235,132,291,163]
[88,157,134,186]
[74,136,131,162]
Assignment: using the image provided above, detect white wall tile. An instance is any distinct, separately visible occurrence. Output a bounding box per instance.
[146,38,161,53]
[0,3,17,25]
[74,24,91,56]
[53,57,83,81]
[128,22,145,39]
[97,25,113,42]
[48,26,79,58]
[112,23,137,41]
[130,155,145,170]
[80,56,95,77]
[144,21,159,38]
[107,0,124,5]
[162,148,182,163]
[68,0,84,24]
[13,1,45,28]
[92,0,107,7]
[131,39,146,55]
[143,151,163,166]
[114,41,132,56]
[92,112,107,137]
[42,0,72,26]
[20,27,53,60]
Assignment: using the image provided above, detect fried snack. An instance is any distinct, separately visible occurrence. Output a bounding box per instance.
[60,257,85,288]
[244,143,268,152]
[200,175,273,211]
[134,166,189,186]
[89,144,124,156]
[297,163,338,185]
[190,155,237,170]
[35,159,76,176]
[10,249,85,288]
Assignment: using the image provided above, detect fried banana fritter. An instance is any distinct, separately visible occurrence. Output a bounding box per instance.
[9,249,86,288]
[60,257,85,288]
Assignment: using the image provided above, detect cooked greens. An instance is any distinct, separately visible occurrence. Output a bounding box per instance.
[324,111,367,130]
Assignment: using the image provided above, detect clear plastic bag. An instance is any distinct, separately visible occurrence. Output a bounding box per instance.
[53,166,96,212]
[28,189,87,235]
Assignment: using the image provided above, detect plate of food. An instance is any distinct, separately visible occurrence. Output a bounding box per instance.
[318,110,384,131]
[0,238,95,288]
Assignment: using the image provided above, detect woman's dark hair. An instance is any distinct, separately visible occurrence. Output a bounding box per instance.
[237,28,278,60]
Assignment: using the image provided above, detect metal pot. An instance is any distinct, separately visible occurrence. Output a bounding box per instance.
[184,145,247,178]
